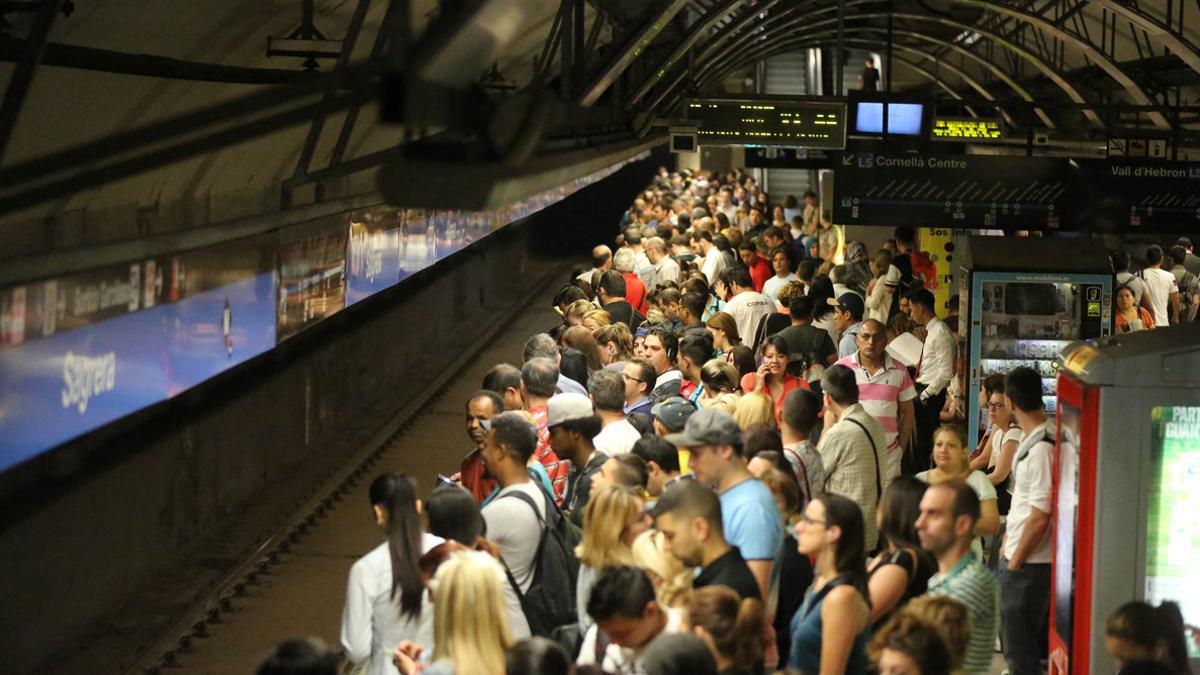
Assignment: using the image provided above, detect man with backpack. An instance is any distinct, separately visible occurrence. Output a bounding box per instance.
[775,295,837,384]
[481,411,580,639]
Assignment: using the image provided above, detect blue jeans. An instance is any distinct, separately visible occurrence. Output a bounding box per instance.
[999,560,1050,675]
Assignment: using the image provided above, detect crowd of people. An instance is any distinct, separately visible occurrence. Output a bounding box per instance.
[255,168,1195,675]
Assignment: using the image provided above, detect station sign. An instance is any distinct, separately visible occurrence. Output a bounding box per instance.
[834,152,1074,229]
[684,98,847,149]
[833,152,1200,232]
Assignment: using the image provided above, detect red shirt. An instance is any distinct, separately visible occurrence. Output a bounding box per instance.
[748,256,772,293]
[528,404,570,505]
[623,273,649,315]
[459,449,496,504]
[679,379,698,400]
[739,371,807,426]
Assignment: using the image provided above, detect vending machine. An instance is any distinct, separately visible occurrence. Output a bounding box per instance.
[960,237,1113,442]
[1051,326,1200,674]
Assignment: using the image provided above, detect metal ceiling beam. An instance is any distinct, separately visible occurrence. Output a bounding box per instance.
[685,7,1104,128]
[0,38,317,85]
[576,0,690,106]
[625,0,743,106]
[0,0,64,165]
[1088,0,1200,75]
[946,0,1169,128]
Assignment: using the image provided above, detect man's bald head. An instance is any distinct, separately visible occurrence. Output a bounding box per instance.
[592,245,613,270]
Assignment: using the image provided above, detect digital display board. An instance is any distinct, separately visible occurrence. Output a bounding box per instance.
[932,117,1003,141]
[1145,406,1200,656]
[0,153,648,473]
[854,102,924,136]
[685,98,846,149]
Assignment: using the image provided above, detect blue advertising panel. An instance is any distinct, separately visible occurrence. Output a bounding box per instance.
[0,151,650,473]
[0,235,277,471]
[346,210,403,306]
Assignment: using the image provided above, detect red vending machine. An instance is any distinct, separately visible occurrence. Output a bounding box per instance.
[1051,326,1200,674]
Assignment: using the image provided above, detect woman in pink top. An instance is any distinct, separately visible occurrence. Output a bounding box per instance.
[740,336,807,426]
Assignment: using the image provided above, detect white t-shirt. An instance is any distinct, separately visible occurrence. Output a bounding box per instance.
[1004,423,1054,564]
[1115,271,1147,306]
[701,246,727,285]
[594,419,642,456]
[482,481,547,639]
[989,425,1024,476]
[724,291,776,348]
[762,273,798,305]
[1141,267,1178,326]
[341,533,444,675]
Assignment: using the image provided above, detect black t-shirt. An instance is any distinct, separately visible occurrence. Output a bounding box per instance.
[862,66,879,91]
[695,547,761,600]
[775,324,836,370]
[604,300,644,331]
[774,534,812,662]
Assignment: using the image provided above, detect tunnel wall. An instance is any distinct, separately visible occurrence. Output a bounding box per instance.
[0,154,659,674]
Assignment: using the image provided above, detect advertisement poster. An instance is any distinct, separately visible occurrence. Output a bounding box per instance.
[1146,406,1200,656]
[277,215,347,341]
[0,234,276,471]
[346,208,402,306]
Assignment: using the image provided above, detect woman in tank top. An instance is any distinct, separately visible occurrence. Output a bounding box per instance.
[789,493,871,674]
[866,476,936,629]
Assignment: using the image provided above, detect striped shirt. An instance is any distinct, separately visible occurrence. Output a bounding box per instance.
[836,352,916,476]
[927,552,1000,675]
[527,404,570,506]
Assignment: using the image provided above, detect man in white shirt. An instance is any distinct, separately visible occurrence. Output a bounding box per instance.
[576,245,613,285]
[720,266,775,352]
[906,288,955,474]
[1141,244,1181,326]
[999,366,1054,675]
[624,226,657,289]
[693,230,727,285]
[479,411,548,640]
[644,236,680,290]
[589,368,641,456]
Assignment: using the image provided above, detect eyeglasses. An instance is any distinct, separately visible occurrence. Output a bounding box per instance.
[987,402,1006,410]
[798,513,827,526]
[623,374,645,384]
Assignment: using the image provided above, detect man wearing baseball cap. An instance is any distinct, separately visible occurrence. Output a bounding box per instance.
[651,396,698,474]
[546,393,607,524]
[829,292,865,359]
[665,408,783,600]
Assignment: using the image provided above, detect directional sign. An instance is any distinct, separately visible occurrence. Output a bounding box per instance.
[744,147,837,169]
[833,152,1075,229]
[834,153,1200,232]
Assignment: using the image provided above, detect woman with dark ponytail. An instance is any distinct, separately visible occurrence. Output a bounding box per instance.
[685,585,767,675]
[341,473,444,675]
[1105,600,1193,674]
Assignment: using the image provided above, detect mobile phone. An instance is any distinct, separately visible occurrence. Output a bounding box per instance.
[437,474,457,485]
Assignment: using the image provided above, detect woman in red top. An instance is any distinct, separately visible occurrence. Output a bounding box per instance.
[740,336,807,426]
[1114,285,1156,333]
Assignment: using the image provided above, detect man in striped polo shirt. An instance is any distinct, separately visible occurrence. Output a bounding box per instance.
[918,480,999,675]
[835,319,916,486]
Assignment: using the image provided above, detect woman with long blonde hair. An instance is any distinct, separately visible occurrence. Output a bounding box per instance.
[392,550,513,675]
[631,529,693,609]
[575,485,652,632]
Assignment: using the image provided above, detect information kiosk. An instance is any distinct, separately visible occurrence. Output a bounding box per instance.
[959,237,1113,442]
[1052,326,1200,674]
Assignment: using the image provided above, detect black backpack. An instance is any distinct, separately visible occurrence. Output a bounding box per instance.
[500,486,583,637]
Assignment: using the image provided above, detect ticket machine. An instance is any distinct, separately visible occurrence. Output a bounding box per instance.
[1051,326,1200,674]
